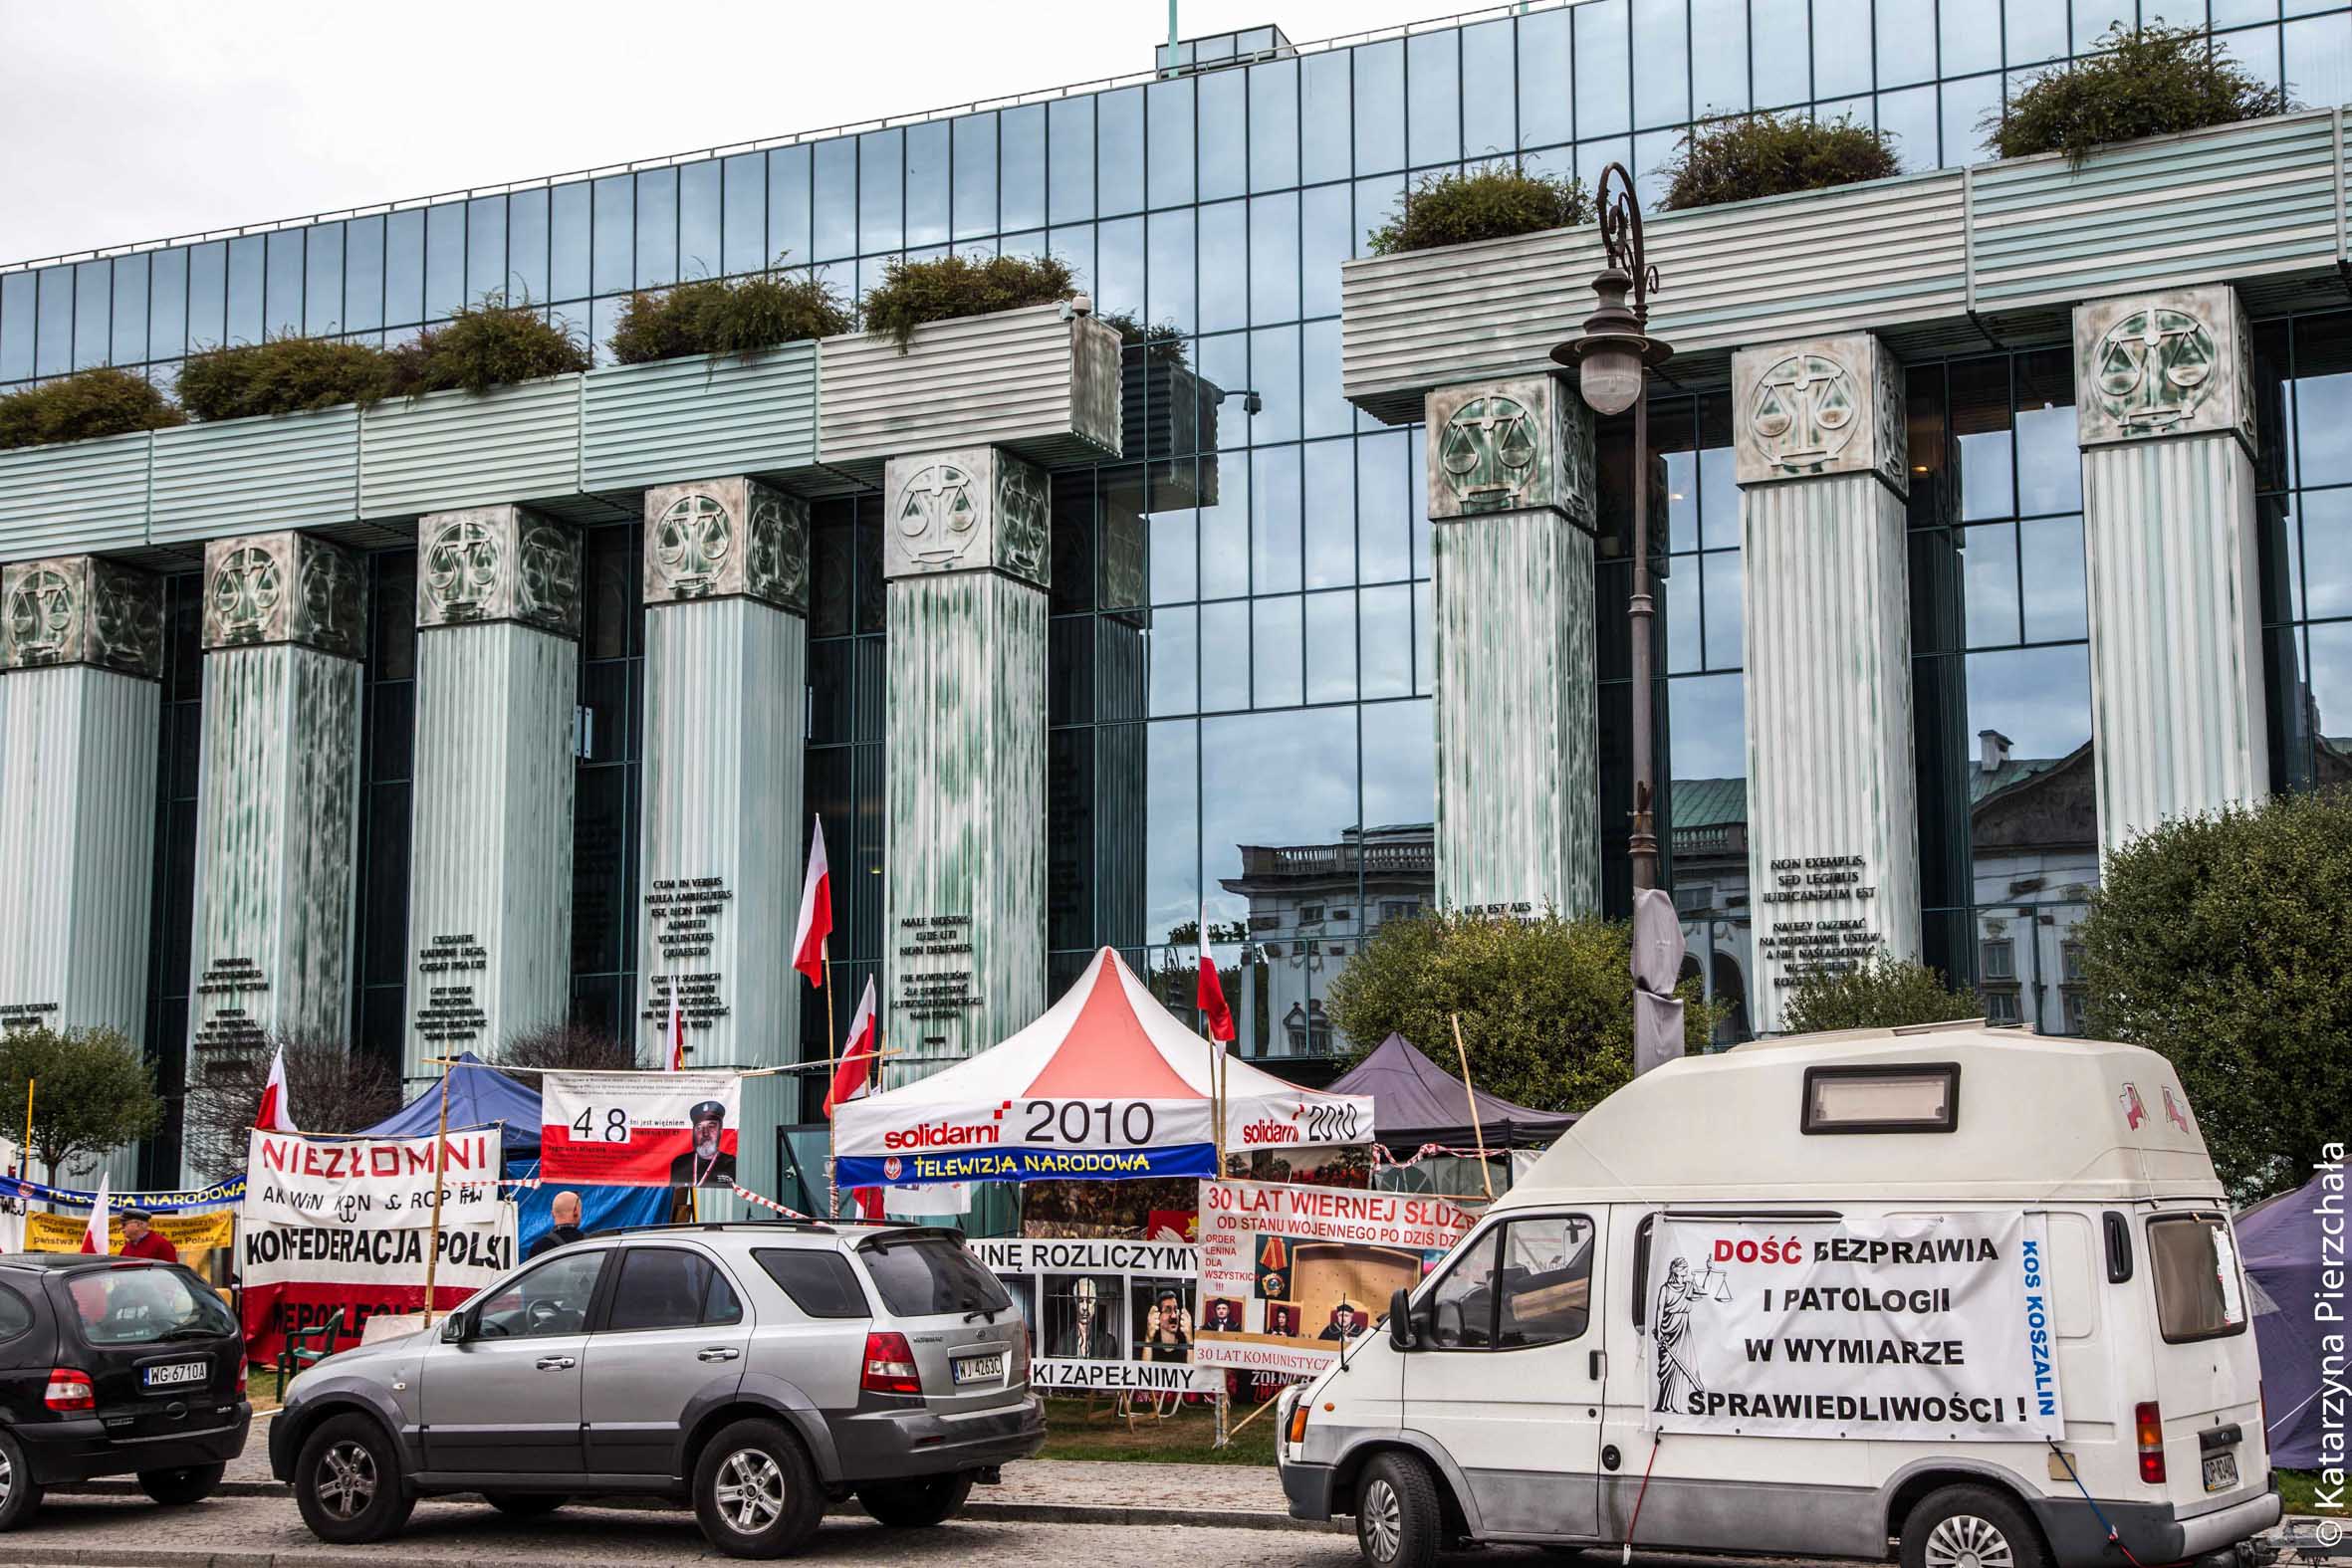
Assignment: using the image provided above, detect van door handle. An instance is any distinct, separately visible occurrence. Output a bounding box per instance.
[536,1356,576,1371]
[1589,1350,1604,1380]
[698,1347,741,1362]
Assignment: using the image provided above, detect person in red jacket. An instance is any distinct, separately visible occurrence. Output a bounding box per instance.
[117,1210,177,1263]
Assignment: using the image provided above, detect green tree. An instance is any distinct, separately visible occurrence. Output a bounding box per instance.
[2078,788,2352,1198]
[1780,952,1982,1034]
[0,1025,164,1182]
[1324,911,1716,1113]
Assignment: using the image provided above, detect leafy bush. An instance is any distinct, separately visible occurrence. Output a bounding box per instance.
[1366,163,1591,255]
[382,295,592,398]
[177,335,392,420]
[2080,787,2352,1198]
[858,252,1077,351]
[1095,309,1189,366]
[0,1023,163,1181]
[1324,909,1717,1113]
[608,269,852,365]
[0,367,183,450]
[1987,23,2291,163]
[1779,952,1981,1034]
[1660,112,1903,211]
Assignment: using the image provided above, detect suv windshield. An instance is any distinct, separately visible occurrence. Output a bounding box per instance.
[66,1265,236,1346]
[2148,1214,2248,1342]
[859,1235,1010,1317]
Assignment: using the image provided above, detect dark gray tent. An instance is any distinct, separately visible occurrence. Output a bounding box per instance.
[1328,1032,1577,1151]
[2237,1172,2336,1468]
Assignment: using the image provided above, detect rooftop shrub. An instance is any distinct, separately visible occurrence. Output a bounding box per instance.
[858,253,1077,351]
[1365,163,1590,256]
[1987,22,2291,164]
[1659,112,1903,211]
[609,268,853,365]
[381,294,592,399]
[177,335,392,421]
[0,367,183,451]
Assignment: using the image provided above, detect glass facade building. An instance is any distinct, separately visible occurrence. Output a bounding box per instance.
[4,0,2351,1185]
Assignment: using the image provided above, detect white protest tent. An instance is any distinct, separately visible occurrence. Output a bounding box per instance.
[834,945,1375,1188]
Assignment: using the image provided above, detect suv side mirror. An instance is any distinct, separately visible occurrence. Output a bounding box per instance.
[1388,1286,1417,1351]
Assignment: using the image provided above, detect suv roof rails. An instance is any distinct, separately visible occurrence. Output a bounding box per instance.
[600,1219,842,1238]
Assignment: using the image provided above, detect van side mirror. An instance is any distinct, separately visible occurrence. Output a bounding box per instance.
[1388,1286,1416,1351]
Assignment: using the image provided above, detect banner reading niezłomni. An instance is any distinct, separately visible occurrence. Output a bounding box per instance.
[1643,1212,2064,1442]
[1194,1180,1479,1381]
[540,1070,743,1188]
[239,1127,515,1361]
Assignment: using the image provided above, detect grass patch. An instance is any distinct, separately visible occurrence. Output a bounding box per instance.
[858,253,1077,351]
[1366,162,1590,256]
[2278,1469,2333,1516]
[0,367,183,450]
[1037,1399,1279,1465]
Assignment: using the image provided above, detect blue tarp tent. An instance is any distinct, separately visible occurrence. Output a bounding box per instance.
[2238,1173,2336,1468]
[355,1054,668,1256]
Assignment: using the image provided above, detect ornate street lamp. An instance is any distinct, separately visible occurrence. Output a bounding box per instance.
[1552,163,1673,893]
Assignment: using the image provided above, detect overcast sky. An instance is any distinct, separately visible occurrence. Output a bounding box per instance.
[0,0,1462,265]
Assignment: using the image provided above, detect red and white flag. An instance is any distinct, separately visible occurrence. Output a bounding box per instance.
[79,1173,111,1254]
[1196,902,1236,1043]
[254,1043,300,1133]
[665,988,686,1071]
[825,978,880,1115]
[793,818,833,986]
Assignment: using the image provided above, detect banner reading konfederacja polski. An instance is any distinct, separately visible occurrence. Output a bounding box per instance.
[244,1127,504,1229]
[1644,1212,2063,1442]
[239,1209,515,1364]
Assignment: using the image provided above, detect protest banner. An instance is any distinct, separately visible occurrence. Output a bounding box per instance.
[540,1070,742,1188]
[27,1210,236,1277]
[1194,1180,1479,1380]
[238,1127,516,1361]
[1643,1212,2064,1442]
[972,1237,1219,1395]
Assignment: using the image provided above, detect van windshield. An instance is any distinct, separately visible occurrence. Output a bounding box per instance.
[859,1235,1010,1317]
[2147,1214,2247,1343]
[66,1265,236,1346]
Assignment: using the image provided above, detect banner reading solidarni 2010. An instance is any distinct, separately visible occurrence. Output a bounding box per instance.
[541,1070,743,1188]
[1644,1212,2063,1442]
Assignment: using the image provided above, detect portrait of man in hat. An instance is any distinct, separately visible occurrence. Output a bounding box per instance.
[669,1100,736,1188]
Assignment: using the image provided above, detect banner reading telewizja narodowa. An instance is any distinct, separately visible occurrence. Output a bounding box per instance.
[1644,1213,2063,1441]
[972,1237,1219,1395]
[541,1069,742,1187]
[1193,1180,1479,1380]
[239,1129,515,1361]
[835,1097,1217,1188]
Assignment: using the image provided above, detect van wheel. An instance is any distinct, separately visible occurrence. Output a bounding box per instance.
[857,1471,973,1527]
[294,1412,415,1544]
[138,1463,225,1505]
[693,1417,823,1558]
[0,1429,43,1531]
[1901,1484,2048,1568]
[1356,1453,1443,1568]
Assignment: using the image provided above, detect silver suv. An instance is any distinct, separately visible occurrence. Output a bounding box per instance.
[270,1222,1042,1558]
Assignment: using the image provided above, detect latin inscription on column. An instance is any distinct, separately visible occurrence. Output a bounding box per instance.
[640,875,735,1030]
[0,1003,60,1032]
[411,933,490,1043]
[191,957,271,1052]
[893,914,979,1046]
[1753,853,1882,990]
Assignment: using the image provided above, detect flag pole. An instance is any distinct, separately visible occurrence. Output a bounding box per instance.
[420,1057,452,1328]
[20,1078,33,1185]
[1450,1012,1494,1201]
[823,936,838,1221]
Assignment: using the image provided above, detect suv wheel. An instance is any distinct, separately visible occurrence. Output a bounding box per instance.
[1901,1483,2049,1568]
[138,1463,226,1506]
[857,1471,973,1528]
[0,1429,42,1532]
[1356,1453,1442,1568]
[693,1417,823,1558]
[294,1412,415,1545]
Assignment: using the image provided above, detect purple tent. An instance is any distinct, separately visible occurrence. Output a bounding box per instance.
[1328,1033,1577,1152]
[2237,1172,2338,1468]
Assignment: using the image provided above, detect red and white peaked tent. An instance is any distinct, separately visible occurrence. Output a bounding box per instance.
[833,946,1374,1189]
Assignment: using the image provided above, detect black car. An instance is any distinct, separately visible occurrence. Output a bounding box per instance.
[0,1253,251,1529]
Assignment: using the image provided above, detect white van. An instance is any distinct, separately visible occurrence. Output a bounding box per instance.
[1278,1024,2282,1568]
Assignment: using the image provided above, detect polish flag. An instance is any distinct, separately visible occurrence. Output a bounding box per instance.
[825,978,881,1115]
[793,818,833,987]
[79,1173,111,1254]
[253,1044,300,1133]
[665,987,686,1071]
[1196,903,1236,1043]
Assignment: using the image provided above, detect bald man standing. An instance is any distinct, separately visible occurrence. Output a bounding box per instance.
[527,1191,588,1259]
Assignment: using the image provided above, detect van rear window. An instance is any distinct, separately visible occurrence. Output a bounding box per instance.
[1802,1064,1959,1133]
[858,1235,1011,1318]
[2147,1215,2247,1343]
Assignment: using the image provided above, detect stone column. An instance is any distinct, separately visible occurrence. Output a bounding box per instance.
[2073,286,2267,856]
[187,532,367,1062]
[1733,335,1922,1032]
[0,558,163,1055]
[402,507,582,1081]
[882,447,1049,1084]
[1425,376,1600,915]
[636,478,808,1198]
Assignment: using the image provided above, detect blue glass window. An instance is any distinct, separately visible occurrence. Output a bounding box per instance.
[1357,429,1411,584]
[425,201,467,317]
[1303,439,1355,589]
[814,138,857,262]
[1253,594,1303,707]
[1002,106,1047,231]
[1050,98,1095,225]
[1878,0,1939,87]
[591,176,632,297]
[1692,0,1752,115]
[1198,201,1248,333]
[1302,318,1348,438]
[2005,0,2070,66]
[1099,88,1143,217]
[860,128,904,256]
[0,273,34,382]
[1148,79,1196,210]
[1880,85,1940,169]
[1578,0,1634,136]
[1254,444,1302,593]
[723,153,766,274]
[680,160,721,280]
[1249,62,1299,193]
[1941,0,2001,77]
[1942,74,2002,168]
[1360,583,1412,696]
[1096,217,1142,320]
[1199,67,1249,201]
[226,235,264,345]
[112,255,148,368]
[1300,183,1350,320]
[1302,50,1354,182]
[1201,599,1250,708]
[550,185,589,300]
[1752,0,1811,109]
[32,266,71,376]
[906,122,950,248]
[1462,19,1517,159]
[954,114,999,239]
[466,195,507,302]
[1354,41,1406,174]
[187,241,228,352]
[1146,208,1195,334]
[1408,29,1463,168]
[74,259,111,369]
[1815,0,1875,99]
[508,191,549,304]
[768,146,812,267]
[2285,12,2352,107]
[1519,9,1573,148]
[261,231,302,339]
[1305,590,1355,704]
[1250,192,1299,327]
[1151,606,1198,715]
[148,248,187,362]
[303,225,342,336]
[636,168,678,290]
[1634,0,1691,128]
